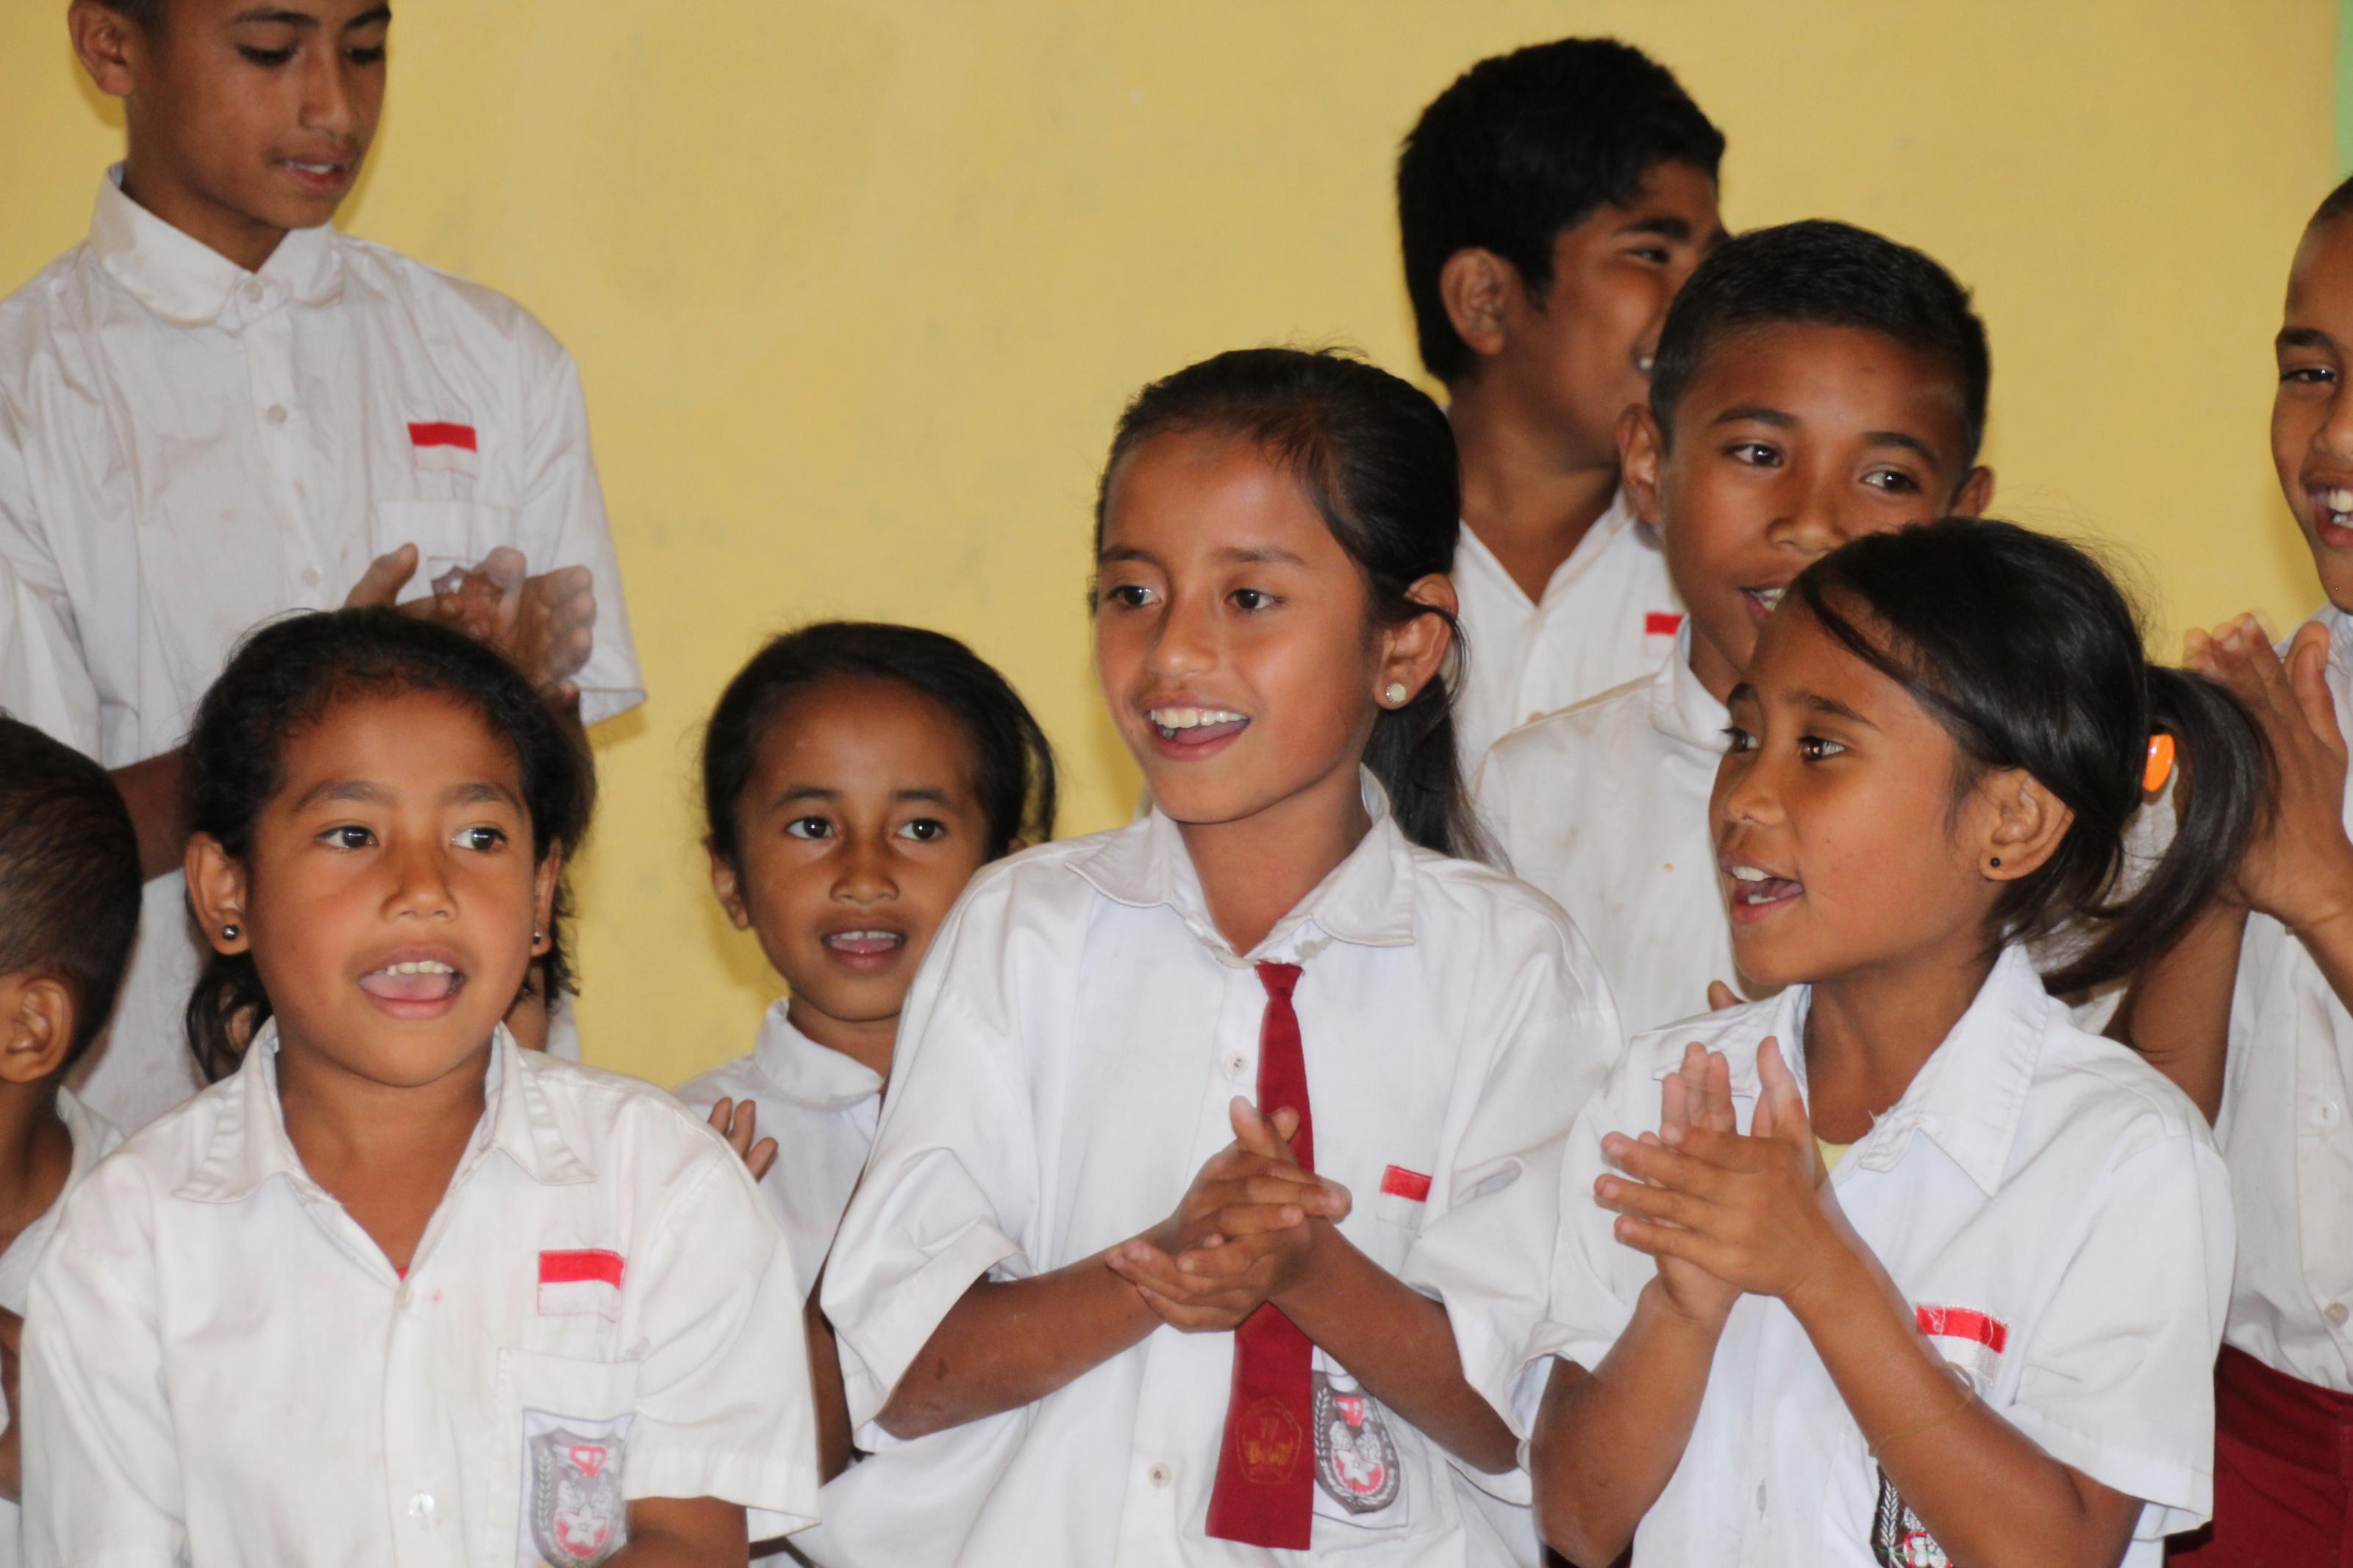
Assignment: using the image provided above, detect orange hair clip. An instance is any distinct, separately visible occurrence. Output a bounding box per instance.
[2143,733,2177,794]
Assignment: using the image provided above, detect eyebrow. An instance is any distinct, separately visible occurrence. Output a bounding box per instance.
[771,784,955,809]
[1620,215,1697,241]
[228,4,390,27]
[2279,326,2338,353]
[290,778,521,811]
[1797,690,1879,728]
[1710,405,1943,465]
[1213,545,1306,566]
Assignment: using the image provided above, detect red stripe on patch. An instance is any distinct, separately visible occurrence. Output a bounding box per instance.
[407,420,478,452]
[1645,611,1685,637]
[1379,1165,1431,1203]
[1915,1303,2007,1353]
[539,1248,624,1287]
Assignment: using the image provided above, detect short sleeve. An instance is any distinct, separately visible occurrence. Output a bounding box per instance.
[1400,897,1624,1500]
[1997,1129,2233,1540]
[515,334,643,725]
[624,1137,822,1539]
[0,403,100,755]
[20,1163,187,1567]
[819,877,1038,1446]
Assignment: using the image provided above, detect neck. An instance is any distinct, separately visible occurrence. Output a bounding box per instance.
[275,1033,490,1170]
[1449,379,1621,601]
[119,152,292,275]
[785,998,897,1082]
[1177,762,1371,956]
[0,1086,73,1250]
[1799,938,1998,1141]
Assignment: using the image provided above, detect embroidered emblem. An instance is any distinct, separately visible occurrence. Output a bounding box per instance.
[526,1425,627,1565]
[1913,1303,2009,1384]
[1232,1395,1304,1483]
[1871,1465,1949,1567]
[1312,1370,1402,1514]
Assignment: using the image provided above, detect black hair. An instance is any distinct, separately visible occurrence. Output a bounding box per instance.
[1790,518,2265,995]
[1649,219,1993,472]
[1396,37,1724,384]
[1093,346,1487,861]
[0,718,141,1066]
[2314,173,2353,226]
[181,608,595,1081]
[701,621,1057,867]
[93,0,167,32]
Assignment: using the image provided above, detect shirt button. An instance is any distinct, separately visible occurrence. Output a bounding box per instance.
[1146,1462,1173,1489]
[2314,1100,2343,1130]
[242,280,265,304]
[1222,1052,1249,1078]
[2329,1301,2351,1330]
[395,1282,413,1309]
[1755,1479,1767,1516]
[405,1490,435,1522]
[301,567,322,587]
[266,403,290,426]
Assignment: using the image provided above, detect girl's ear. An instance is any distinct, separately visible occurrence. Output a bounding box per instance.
[1617,403,1669,530]
[185,834,251,955]
[532,841,565,951]
[1974,768,2074,884]
[707,845,754,931]
[1377,574,1460,709]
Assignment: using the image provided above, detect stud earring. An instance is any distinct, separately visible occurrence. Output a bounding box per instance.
[1382,681,1409,706]
[1988,857,2002,870]
[221,923,240,941]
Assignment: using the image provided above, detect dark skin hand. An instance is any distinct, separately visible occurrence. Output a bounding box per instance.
[613,1496,749,1567]
[0,1306,19,1503]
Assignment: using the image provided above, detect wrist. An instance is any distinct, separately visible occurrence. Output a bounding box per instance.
[2270,844,2353,929]
[1638,1277,1729,1342]
[1779,1222,1871,1331]
[1266,1218,1345,1311]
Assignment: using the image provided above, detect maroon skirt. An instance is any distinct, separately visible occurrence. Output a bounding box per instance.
[2172,1347,2353,1564]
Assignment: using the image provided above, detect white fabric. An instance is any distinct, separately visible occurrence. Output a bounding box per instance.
[1476,626,1748,1038]
[2218,601,2353,1391]
[813,774,1623,1567]
[1496,946,2231,1567]
[0,169,645,1134]
[676,1000,884,1305]
[21,1027,818,1565]
[0,1091,120,1568]
[1450,490,1682,780]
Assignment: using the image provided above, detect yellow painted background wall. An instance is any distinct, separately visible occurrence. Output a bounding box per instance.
[0,1,2333,1086]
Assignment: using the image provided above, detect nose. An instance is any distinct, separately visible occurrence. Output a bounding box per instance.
[1768,465,1848,559]
[832,831,897,907]
[301,46,360,140]
[384,837,457,922]
[2319,381,2353,463]
[1714,747,1784,835]
[1144,587,1216,681]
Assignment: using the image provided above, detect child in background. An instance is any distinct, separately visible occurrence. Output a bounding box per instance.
[1477,220,1993,1034]
[676,620,1056,1491]
[0,0,645,1125]
[1485,520,2252,1567]
[20,610,813,1565]
[813,348,1621,1567]
[1396,37,1724,772]
[0,720,138,1563]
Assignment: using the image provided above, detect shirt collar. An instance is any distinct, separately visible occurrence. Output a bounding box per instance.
[1649,622,1730,753]
[1072,769,1418,965]
[176,1023,593,1203]
[89,164,345,328]
[1696,945,2049,1196]
[1454,486,1643,607]
[751,1001,886,1111]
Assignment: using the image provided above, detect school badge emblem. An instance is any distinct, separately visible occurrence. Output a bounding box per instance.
[1311,1370,1401,1514]
[1871,1466,1949,1568]
[526,1425,628,1566]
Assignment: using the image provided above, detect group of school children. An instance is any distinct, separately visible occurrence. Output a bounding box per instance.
[0,4,2348,1567]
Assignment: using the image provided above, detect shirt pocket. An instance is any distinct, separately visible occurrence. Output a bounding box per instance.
[372,499,524,603]
[493,1347,641,1568]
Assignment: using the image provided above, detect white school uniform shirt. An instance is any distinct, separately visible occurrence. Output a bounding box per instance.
[1492,945,2232,1567]
[20,1025,818,1567]
[0,1091,120,1568]
[813,776,1623,1568]
[1476,626,1742,1038]
[1450,490,1683,779]
[0,169,645,1134]
[675,1000,885,1304]
[2218,601,2353,1391]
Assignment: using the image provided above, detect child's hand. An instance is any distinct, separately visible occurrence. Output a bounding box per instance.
[1598,1042,1743,1328]
[1598,1039,1848,1311]
[706,1097,779,1182]
[2185,615,2353,928]
[426,548,599,701]
[1165,1100,1342,1303]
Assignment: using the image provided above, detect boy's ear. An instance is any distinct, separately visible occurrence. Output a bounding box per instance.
[1618,403,1668,529]
[0,974,76,1087]
[1378,573,1460,709]
[1950,465,1995,520]
[1974,767,2074,885]
[184,834,251,956]
[707,846,754,932]
[68,1,143,101]
[532,842,565,953]
[1438,249,1519,367]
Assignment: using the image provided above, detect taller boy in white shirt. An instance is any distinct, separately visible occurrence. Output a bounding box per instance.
[1476,220,1992,1035]
[1394,38,1724,772]
[0,0,643,1127]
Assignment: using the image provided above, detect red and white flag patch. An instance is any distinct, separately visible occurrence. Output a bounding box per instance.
[538,1248,625,1321]
[1376,1164,1431,1228]
[1914,1303,2008,1384]
[1644,611,1685,637]
[407,419,479,475]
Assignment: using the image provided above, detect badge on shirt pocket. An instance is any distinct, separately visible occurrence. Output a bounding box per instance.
[1374,1165,1430,1231]
[1643,609,1684,663]
[1310,1353,1410,1531]
[1871,1467,1949,1567]
[538,1248,626,1322]
[1912,1303,2008,1387]
[408,416,482,478]
[500,1349,640,1568]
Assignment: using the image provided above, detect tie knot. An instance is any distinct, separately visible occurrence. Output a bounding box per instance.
[1254,961,1302,1000]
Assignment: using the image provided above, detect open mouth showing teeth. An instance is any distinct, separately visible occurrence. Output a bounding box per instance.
[1146,706,1249,742]
[2321,487,2353,527]
[823,931,904,958]
[1727,864,1803,905]
[358,959,463,1002]
[1743,587,1787,615]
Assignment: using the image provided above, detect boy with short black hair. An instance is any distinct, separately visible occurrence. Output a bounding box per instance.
[0,0,644,1126]
[1477,219,1993,1034]
[0,717,137,1558]
[1396,37,1725,770]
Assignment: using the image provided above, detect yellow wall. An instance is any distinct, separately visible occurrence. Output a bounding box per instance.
[0,1,2332,1086]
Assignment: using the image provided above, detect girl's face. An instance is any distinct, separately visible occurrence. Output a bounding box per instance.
[190,690,558,1088]
[1710,604,2046,991]
[710,677,993,1051]
[1094,430,1451,830]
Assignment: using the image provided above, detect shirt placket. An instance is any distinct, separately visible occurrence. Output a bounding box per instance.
[385,1146,495,1565]
[238,282,331,606]
[2296,981,2353,1374]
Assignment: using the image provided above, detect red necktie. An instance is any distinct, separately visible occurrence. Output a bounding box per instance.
[1204,961,1317,1549]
